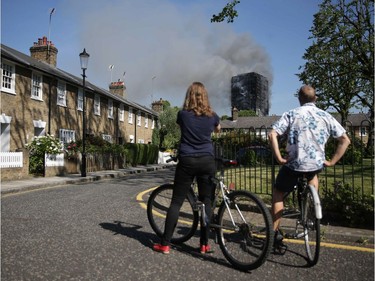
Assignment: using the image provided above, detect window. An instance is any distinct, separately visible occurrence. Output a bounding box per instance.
[145,115,148,128]
[33,120,46,137]
[77,88,83,111]
[129,134,134,143]
[152,118,155,129]
[128,108,133,124]
[59,129,75,143]
[31,72,43,100]
[360,127,367,136]
[137,111,141,126]
[1,62,15,94]
[0,114,12,152]
[108,99,113,119]
[119,104,124,122]
[94,94,100,115]
[102,134,113,143]
[57,81,66,106]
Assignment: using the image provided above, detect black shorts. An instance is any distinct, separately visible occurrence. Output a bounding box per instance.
[274,166,322,193]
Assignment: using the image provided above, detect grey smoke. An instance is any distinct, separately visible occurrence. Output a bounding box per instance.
[73,0,273,116]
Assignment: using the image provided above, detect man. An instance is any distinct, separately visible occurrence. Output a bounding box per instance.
[268,85,351,247]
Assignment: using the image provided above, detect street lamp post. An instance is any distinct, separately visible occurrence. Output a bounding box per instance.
[79,48,90,177]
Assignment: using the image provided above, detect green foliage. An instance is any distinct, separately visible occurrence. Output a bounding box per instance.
[124,143,138,166]
[298,0,374,121]
[238,109,257,117]
[211,0,240,23]
[153,105,180,150]
[321,181,374,229]
[325,135,364,165]
[124,143,159,166]
[240,149,257,166]
[26,135,64,175]
[65,141,80,159]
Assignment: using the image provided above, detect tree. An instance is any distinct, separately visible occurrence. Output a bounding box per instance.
[238,109,257,117]
[152,102,180,150]
[211,0,240,23]
[298,0,374,127]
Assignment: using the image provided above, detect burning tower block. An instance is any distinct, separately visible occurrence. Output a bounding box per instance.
[231,72,269,116]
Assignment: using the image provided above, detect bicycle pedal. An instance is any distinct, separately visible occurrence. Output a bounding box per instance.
[284,233,297,239]
[193,201,204,211]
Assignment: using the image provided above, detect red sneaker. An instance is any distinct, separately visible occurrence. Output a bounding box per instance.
[153,244,170,254]
[200,244,213,254]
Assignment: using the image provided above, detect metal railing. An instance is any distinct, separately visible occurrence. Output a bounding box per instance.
[213,123,374,199]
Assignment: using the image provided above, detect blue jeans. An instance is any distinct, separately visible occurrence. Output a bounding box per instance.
[161,155,216,246]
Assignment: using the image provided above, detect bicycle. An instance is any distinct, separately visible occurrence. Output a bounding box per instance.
[275,174,322,266]
[147,156,274,271]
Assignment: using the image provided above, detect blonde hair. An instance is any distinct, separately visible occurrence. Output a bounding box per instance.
[183,82,214,116]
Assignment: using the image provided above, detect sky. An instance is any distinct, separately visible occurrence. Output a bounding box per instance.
[1,0,321,117]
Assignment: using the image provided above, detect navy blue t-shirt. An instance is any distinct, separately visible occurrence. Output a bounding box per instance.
[177,110,220,157]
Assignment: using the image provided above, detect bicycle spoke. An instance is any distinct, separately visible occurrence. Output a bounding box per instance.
[217,191,273,271]
[147,184,198,244]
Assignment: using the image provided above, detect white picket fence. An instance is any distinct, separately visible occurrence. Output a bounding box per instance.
[45,153,65,167]
[0,152,23,168]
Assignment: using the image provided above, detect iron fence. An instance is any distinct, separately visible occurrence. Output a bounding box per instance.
[213,123,374,200]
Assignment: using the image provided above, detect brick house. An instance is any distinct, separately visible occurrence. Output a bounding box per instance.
[1,37,158,179]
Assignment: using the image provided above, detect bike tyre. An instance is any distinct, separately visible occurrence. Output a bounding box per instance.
[217,190,273,271]
[303,185,321,266]
[147,183,199,244]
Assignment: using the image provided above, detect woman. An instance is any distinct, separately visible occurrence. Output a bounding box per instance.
[153,82,221,254]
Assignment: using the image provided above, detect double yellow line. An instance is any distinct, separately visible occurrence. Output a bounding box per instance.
[137,187,375,253]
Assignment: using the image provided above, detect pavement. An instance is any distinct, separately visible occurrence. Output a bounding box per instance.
[1,163,374,247]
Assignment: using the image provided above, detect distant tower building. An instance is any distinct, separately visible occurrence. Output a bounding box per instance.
[231,72,269,116]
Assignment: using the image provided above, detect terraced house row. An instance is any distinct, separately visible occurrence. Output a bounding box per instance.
[1,36,159,180]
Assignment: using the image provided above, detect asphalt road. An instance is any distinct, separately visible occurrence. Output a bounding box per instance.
[1,168,374,281]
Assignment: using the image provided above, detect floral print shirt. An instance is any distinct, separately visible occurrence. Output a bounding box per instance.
[272,103,346,172]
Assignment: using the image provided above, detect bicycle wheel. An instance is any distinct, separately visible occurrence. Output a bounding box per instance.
[303,185,321,266]
[147,184,199,244]
[217,190,273,271]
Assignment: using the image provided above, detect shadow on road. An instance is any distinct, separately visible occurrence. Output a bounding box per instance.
[99,220,242,271]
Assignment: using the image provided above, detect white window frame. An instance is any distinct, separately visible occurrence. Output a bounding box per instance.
[33,120,46,137]
[94,94,100,116]
[137,111,141,127]
[57,80,67,106]
[119,104,124,122]
[152,118,155,129]
[1,61,16,94]
[77,88,83,111]
[129,134,134,143]
[145,115,149,128]
[360,127,367,136]
[59,129,75,144]
[128,107,133,124]
[108,99,114,119]
[31,72,43,100]
[0,114,12,152]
